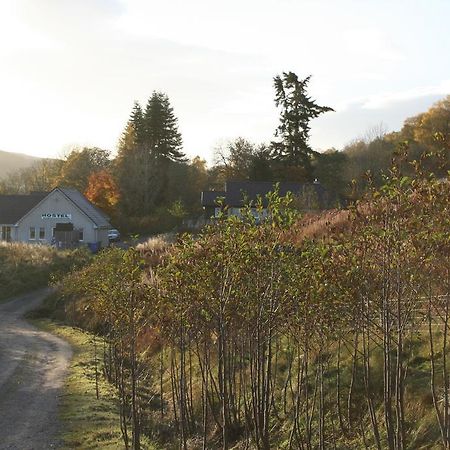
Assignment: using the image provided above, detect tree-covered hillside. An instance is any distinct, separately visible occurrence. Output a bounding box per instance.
[0,150,40,178]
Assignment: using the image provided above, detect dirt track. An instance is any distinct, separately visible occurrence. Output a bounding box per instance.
[0,290,72,449]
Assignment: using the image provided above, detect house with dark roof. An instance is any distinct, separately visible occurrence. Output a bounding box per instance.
[201,181,328,219]
[0,187,112,248]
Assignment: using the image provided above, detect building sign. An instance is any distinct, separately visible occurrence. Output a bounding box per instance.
[41,213,72,220]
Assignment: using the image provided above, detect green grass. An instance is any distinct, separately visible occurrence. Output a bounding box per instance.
[35,319,124,449]
[33,318,161,449]
[31,293,446,448]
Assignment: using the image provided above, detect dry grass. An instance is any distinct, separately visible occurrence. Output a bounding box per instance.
[284,209,352,245]
[0,242,90,301]
[136,234,174,267]
[136,234,175,252]
[0,241,60,266]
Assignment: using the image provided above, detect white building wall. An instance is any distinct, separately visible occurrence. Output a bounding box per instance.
[226,207,268,221]
[96,228,110,248]
[17,190,100,246]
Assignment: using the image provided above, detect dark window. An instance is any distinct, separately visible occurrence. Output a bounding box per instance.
[1,226,11,242]
[79,229,84,242]
[39,227,45,240]
[29,227,36,240]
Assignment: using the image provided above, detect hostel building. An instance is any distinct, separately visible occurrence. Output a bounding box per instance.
[0,187,111,248]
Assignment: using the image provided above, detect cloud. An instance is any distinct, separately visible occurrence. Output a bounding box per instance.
[310,92,447,151]
[0,1,62,54]
[0,0,449,161]
[361,80,450,109]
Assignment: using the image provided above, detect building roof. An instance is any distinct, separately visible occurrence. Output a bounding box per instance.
[58,188,111,228]
[226,181,311,206]
[0,187,111,228]
[0,192,48,224]
[201,181,326,208]
[200,190,226,207]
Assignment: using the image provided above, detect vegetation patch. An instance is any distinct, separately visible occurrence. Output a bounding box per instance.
[34,319,125,449]
[52,157,450,449]
[0,242,90,302]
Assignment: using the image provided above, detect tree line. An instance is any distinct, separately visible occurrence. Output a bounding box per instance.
[1,74,448,234]
[55,144,450,449]
[0,91,211,233]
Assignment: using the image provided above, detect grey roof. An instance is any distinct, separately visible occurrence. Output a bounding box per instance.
[0,192,48,224]
[201,181,326,208]
[58,188,111,228]
[201,191,225,207]
[226,181,306,206]
[0,188,112,227]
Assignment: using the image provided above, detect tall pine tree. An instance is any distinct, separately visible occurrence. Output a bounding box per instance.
[115,92,185,216]
[271,72,333,180]
[130,101,145,145]
[143,91,185,162]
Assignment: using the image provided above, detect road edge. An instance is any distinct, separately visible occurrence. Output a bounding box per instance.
[30,318,124,449]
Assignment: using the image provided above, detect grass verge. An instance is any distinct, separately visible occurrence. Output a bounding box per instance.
[34,319,124,449]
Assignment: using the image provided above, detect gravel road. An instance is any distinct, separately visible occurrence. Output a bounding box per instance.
[0,290,72,449]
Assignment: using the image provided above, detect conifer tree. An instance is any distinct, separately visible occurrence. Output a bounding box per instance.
[115,119,160,216]
[115,92,185,215]
[271,72,333,179]
[130,101,145,145]
[144,91,185,162]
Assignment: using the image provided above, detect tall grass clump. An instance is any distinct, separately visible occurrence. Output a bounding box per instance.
[0,242,90,301]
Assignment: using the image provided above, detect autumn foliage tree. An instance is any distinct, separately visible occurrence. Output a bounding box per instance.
[57,147,111,192]
[85,169,120,217]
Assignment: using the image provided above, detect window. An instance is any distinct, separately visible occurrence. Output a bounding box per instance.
[78,228,84,242]
[29,227,36,240]
[39,227,45,240]
[1,226,11,242]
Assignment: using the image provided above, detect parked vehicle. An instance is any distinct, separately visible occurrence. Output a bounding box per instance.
[108,229,121,242]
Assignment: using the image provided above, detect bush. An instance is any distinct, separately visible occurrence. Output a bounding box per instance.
[114,207,183,236]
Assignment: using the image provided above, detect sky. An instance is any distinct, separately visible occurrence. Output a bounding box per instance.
[0,0,449,164]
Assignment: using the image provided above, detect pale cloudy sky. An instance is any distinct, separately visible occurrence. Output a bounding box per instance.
[0,0,449,164]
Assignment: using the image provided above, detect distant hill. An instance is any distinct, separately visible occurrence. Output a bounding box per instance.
[0,150,41,178]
